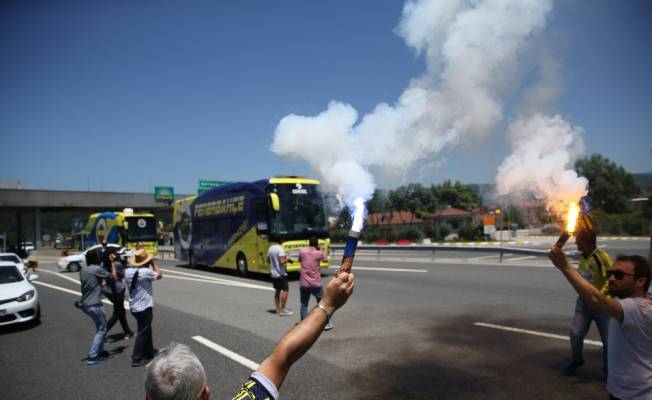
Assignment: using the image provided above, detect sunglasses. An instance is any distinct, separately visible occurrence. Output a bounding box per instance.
[606,269,637,280]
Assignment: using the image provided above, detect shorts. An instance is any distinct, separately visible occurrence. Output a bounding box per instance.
[271,276,288,291]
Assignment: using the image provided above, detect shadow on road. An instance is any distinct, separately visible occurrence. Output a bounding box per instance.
[350,315,605,399]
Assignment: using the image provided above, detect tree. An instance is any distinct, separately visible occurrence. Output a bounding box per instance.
[574,154,640,213]
[432,180,482,211]
[366,189,389,214]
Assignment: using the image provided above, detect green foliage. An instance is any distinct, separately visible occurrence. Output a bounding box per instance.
[506,206,527,228]
[395,226,423,242]
[437,223,452,240]
[378,180,481,217]
[574,154,641,213]
[458,221,483,240]
[591,210,650,236]
[433,180,482,211]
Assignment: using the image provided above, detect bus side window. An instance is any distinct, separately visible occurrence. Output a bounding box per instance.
[255,201,268,233]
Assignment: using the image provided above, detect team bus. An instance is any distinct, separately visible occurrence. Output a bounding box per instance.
[82,209,159,255]
[173,177,331,276]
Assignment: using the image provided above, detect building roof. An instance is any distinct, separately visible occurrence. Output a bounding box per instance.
[366,211,423,226]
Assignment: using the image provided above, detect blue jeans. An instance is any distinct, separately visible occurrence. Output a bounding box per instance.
[570,297,609,369]
[82,304,107,358]
[300,286,323,320]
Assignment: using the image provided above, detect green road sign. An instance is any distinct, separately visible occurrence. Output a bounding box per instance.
[198,180,231,195]
[154,186,174,202]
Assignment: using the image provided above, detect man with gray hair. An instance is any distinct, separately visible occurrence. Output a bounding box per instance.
[144,271,355,400]
[145,343,210,400]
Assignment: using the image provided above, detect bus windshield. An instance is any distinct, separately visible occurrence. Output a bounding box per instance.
[125,217,158,242]
[268,184,327,239]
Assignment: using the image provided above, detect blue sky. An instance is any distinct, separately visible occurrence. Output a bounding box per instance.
[1,0,650,195]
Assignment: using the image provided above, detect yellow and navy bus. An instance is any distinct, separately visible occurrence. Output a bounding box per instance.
[173,177,331,276]
[82,209,158,255]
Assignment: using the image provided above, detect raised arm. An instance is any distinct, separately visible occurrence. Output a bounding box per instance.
[256,272,355,389]
[151,260,162,280]
[548,246,623,322]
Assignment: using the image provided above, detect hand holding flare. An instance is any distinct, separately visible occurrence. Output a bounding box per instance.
[555,202,580,249]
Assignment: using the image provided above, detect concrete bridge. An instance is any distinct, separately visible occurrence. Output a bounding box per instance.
[0,188,191,250]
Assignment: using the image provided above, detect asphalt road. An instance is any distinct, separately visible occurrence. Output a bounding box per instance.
[2,240,648,399]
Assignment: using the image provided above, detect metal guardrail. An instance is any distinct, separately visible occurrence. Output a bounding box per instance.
[330,244,575,262]
[156,244,574,263]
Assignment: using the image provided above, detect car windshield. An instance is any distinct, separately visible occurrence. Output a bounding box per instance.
[267,184,328,239]
[125,217,157,242]
[0,255,21,264]
[0,265,24,284]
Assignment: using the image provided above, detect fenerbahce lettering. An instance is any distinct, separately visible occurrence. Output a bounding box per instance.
[194,196,245,217]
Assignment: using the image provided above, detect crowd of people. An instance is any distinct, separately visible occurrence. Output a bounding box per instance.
[75,226,651,399]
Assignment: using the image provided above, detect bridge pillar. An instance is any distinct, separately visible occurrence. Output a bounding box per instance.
[35,208,42,249]
[15,209,22,254]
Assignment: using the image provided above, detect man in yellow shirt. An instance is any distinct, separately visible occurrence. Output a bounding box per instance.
[564,228,611,376]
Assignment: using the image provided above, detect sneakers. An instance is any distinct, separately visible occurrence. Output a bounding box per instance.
[562,361,584,376]
[124,332,134,340]
[278,310,293,316]
[323,322,334,331]
[86,354,113,366]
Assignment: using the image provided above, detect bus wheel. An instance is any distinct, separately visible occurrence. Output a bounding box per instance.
[189,252,197,268]
[236,253,248,277]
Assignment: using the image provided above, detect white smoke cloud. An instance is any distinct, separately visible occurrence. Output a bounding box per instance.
[495,114,588,215]
[272,0,555,212]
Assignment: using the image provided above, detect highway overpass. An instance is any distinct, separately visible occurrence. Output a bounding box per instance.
[0,188,191,250]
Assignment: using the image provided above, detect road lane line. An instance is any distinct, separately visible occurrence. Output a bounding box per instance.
[328,265,427,273]
[39,269,81,285]
[474,322,602,347]
[465,255,500,261]
[161,268,273,290]
[164,274,273,291]
[504,255,537,262]
[159,268,273,291]
[192,335,260,370]
[32,281,115,306]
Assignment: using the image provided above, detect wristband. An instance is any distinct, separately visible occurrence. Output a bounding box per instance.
[314,303,331,323]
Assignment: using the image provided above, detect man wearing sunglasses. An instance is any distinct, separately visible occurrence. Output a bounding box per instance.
[549,247,652,400]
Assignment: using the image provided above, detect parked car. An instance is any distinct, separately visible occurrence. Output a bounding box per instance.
[0,253,30,279]
[0,261,40,327]
[57,244,129,272]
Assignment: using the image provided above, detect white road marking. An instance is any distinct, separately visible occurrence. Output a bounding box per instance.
[328,265,427,273]
[192,335,260,370]
[32,281,114,307]
[474,322,602,347]
[164,274,273,291]
[39,269,81,285]
[160,268,273,291]
[465,254,501,262]
[504,255,537,262]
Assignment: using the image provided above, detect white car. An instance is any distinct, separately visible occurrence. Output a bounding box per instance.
[0,261,40,327]
[57,244,129,272]
[0,253,30,278]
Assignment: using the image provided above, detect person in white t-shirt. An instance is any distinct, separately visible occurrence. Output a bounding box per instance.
[549,248,651,400]
[267,238,293,316]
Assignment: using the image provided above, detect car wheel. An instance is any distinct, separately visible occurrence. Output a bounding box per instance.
[68,262,81,272]
[35,304,41,322]
[236,253,248,277]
